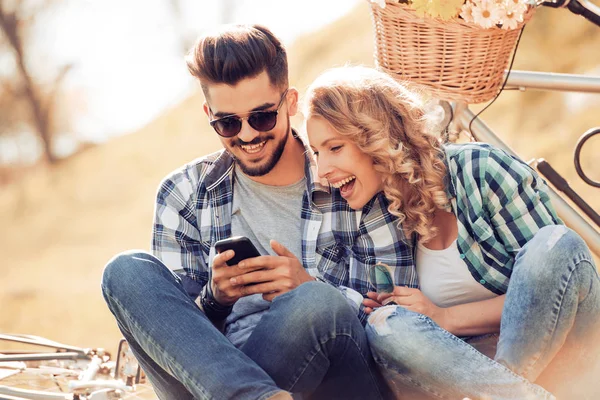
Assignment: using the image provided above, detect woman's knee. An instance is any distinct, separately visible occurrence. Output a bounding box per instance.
[365,306,455,377]
[526,225,588,258]
[366,306,426,352]
[516,225,593,278]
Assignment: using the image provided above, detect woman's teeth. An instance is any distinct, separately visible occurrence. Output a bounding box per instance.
[240,141,266,153]
[330,176,356,188]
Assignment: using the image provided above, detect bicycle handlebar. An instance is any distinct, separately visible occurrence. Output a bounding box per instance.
[542,0,600,27]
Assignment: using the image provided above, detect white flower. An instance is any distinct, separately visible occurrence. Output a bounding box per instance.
[371,0,387,8]
[498,9,523,29]
[471,0,503,28]
[505,0,529,14]
[460,1,475,23]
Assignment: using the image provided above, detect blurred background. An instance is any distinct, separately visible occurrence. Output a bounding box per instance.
[0,0,598,357]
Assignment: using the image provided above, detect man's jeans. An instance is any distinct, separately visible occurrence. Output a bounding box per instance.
[101,251,385,400]
[366,225,600,400]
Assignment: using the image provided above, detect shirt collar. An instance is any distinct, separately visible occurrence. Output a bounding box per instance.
[204,129,331,197]
[299,131,330,199]
[204,150,235,191]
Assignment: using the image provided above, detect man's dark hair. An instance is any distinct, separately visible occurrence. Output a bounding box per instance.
[186,24,288,95]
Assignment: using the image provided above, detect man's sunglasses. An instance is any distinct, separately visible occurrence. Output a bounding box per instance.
[209,89,289,138]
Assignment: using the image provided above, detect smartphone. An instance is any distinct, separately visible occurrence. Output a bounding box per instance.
[214,236,261,266]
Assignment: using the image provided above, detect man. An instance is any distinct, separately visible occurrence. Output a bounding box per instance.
[101,24,416,400]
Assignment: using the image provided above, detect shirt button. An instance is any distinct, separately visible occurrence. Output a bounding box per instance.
[480,279,486,284]
[459,253,465,259]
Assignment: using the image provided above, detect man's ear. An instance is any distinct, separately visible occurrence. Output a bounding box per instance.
[203,102,210,118]
[286,87,299,117]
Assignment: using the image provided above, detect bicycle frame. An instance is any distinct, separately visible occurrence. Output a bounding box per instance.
[0,334,142,400]
[451,70,600,256]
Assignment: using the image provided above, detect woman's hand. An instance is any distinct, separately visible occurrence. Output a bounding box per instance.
[378,286,449,330]
[363,292,383,314]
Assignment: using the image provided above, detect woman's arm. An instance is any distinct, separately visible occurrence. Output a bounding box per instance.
[440,294,505,336]
[377,287,505,336]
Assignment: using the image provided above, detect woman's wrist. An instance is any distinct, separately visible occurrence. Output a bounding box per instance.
[436,307,454,333]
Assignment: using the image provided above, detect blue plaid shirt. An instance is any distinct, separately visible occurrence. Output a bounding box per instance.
[443,143,563,294]
[151,135,418,323]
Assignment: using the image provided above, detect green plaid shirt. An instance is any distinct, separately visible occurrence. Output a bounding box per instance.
[444,143,563,295]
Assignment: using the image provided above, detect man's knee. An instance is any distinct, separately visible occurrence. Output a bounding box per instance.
[101,250,159,296]
[291,281,350,312]
[273,281,354,328]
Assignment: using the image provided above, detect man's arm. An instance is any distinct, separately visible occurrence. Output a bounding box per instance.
[152,171,209,288]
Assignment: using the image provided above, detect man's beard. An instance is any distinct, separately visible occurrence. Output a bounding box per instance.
[234,119,290,177]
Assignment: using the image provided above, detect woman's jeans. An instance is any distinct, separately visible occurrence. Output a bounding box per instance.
[101,251,385,400]
[366,225,600,400]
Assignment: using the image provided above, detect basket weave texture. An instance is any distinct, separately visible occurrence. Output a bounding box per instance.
[369,1,534,103]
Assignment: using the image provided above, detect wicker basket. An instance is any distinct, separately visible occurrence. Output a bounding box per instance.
[369,1,534,103]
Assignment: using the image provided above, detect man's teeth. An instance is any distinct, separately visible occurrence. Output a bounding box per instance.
[240,141,266,153]
[330,176,356,188]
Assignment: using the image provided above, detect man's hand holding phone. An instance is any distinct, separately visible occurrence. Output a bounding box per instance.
[210,249,250,306]
[231,239,314,301]
[212,236,314,303]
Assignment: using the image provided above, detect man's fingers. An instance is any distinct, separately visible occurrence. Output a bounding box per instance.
[230,269,274,286]
[238,255,277,271]
[270,240,295,258]
[262,291,282,302]
[213,250,235,268]
[239,281,280,297]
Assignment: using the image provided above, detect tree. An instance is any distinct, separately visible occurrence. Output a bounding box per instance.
[0,0,72,164]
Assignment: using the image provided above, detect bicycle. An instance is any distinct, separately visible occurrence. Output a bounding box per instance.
[0,333,155,400]
[445,0,600,256]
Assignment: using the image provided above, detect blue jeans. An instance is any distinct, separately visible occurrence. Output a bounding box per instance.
[101,251,385,400]
[366,225,600,400]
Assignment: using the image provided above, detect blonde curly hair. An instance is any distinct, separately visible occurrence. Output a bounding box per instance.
[304,65,449,243]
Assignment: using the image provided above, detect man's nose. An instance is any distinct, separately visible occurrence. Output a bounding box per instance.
[237,120,260,143]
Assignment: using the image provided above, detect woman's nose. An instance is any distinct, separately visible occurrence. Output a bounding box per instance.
[317,156,333,180]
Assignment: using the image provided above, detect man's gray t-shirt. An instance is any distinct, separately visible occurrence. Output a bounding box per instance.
[224,165,305,347]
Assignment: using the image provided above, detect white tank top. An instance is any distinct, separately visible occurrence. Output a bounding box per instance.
[416,240,497,308]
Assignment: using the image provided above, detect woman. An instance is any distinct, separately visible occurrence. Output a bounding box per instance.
[303,65,600,399]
